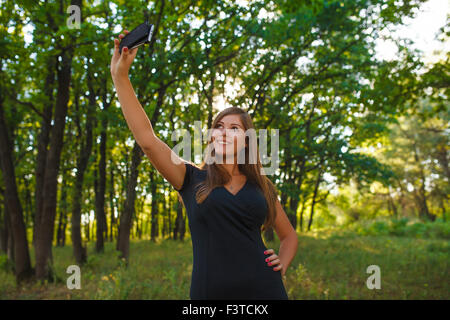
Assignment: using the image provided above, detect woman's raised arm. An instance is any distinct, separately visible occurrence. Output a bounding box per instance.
[110,29,186,190]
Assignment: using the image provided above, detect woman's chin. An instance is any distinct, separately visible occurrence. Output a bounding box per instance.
[213,151,237,162]
[215,151,235,157]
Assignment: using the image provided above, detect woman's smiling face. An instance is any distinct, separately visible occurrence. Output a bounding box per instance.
[211,114,247,160]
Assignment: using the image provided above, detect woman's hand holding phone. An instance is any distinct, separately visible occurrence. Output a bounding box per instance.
[110,29,139,81]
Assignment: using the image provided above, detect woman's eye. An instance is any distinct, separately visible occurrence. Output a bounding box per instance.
[215,125,239,131]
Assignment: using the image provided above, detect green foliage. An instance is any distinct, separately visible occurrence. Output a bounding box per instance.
[345,217,450,239]
[0,233,448,299]
[0,0,447,293]
[0,254,13,272]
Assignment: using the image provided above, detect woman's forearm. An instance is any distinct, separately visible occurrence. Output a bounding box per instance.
[112,75,155,149]
[278,234,298,276]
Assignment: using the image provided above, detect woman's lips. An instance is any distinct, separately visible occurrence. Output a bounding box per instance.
[216,139,232,145]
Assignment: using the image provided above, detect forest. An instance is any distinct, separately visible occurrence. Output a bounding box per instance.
[0,0,448,299]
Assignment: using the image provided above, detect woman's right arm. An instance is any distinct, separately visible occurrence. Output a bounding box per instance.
[110,30,186,190]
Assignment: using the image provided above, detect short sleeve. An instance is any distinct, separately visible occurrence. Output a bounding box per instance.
[174,162,195,193]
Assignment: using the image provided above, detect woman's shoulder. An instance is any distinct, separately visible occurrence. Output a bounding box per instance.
[184,161,205,172]
[176,161,205,193]
[183,161,207,182]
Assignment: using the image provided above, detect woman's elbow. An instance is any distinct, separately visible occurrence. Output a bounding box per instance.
[281,232,298,244]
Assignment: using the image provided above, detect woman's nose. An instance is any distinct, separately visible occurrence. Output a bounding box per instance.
[218,128,227,136]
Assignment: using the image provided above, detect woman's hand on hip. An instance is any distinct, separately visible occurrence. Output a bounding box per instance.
[264,248,285,276]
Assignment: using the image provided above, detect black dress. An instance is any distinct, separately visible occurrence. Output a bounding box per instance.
[175,161,288,300]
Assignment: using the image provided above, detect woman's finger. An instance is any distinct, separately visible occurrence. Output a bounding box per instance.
[111,38,120,64]
[118,30,129,39]
[117,46,128,63]
[264,249,274,255]
[128,46,138,57]
[273,263,283,272]
[267,258,280,266]
[265,254,278,262]
[113,38,119,52]
[119,30,129,38]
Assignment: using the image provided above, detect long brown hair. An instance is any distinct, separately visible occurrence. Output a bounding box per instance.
[180,107,279,232]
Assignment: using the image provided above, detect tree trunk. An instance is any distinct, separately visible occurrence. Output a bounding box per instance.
[168,192,173,239]
[34,55,57,248]
[116,143,144,261]
[162,191,167,238]
[35,45,74,280]
[388,190,398,218]
[299,195,307,232]
[95,83,109,252]
[71,81,94,264]
[109,162,116,241]
[0,202,6,254]
[412,142,435,221]
[288,196,299,231]
[150,172,159,242]
[0,98,33,283]
[85,217,90,242]
[5,204,15,268]
[307,168,322,232]
[56,172,68,247]
[95,130,107,252]
[0,187,7,254]
[174,195,185,240]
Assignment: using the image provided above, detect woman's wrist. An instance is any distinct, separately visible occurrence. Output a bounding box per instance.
[112,73,129,84]
[280,258,288,276]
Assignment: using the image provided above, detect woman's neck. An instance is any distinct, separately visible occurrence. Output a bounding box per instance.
[220,163,243,176]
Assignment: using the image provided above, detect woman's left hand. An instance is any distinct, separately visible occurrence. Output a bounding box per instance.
[264,248,285,277]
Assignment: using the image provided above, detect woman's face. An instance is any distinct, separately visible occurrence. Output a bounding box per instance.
[211,114,247,162]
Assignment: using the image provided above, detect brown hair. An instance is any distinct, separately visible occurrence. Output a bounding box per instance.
[179,107,279,232]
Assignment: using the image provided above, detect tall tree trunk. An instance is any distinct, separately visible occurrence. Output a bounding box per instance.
[299,195,307,233]
[150,172,159,242]
[70,80,94,264]
[174,195,185,240]
[168,192,173,239]
[440,197,446,222]
[35,44,74,280]
[307,168,323,232]
[94,80,111,251]
[109,161,115,241]
[0,98,33,283]
[0,194,7,254]
[162,189,167,238]
[56,171,68,247]
[388,188,398,218]
[5,204,15,268]
[23,176,32,230]
[117,143,144,260]
[412,142,435,221]
[0,187,6,254]
[85,217,90,242]
[34,55,57,247]
[289,196,299,231]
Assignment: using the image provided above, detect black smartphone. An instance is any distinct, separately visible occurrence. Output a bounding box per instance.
[119,21,155,54]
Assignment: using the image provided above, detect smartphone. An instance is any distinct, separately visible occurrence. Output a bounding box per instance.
[119,21,155,54]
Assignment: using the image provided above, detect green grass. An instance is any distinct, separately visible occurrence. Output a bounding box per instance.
[0,230,448,299]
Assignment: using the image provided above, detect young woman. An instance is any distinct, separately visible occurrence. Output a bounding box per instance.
[110,30,298,300]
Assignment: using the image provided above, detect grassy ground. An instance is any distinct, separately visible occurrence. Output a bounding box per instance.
[0,230,448,299]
